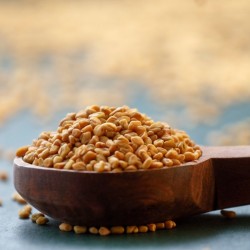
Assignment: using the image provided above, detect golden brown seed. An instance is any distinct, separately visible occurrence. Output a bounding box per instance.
[126,226,137,234]
[54,162,66,169]
[43,157,53,168]
[49,145,59,154]
[138,225,148,233]
[0,171,8,181]
[147,224,157,232]
[74,226,87,234]
[31,213,45,223]
[94,161,106,172]
[153,152,163,160]
[59,223,73,232]
[19,205,32,219]
[59,144,71,158]
[53,155,63,164]
[156,222,165,229]
[99,227,111,236]
[150,161,163,168]
[16,146,29,157]
[184,152,196,161]
[110,226,125,234]
[80,131,92,144]
[0,199,2,206]
[131,136,144,145]
[220,210,237,219]
[23,152,36,164]
[142,157,153,169]
[72,162,86,170]
[64,159,75,169]
[89,227,99,234]
[83,151,96,163]
[36,216,49,225]
[12,192,27,204]
[165,149,179,159]
[72,129,82,138]
[162,158,173,167]
[165,220,176,229]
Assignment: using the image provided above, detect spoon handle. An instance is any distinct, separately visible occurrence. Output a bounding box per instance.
[204,146,250,210]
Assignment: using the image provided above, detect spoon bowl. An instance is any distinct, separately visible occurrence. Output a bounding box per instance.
[13,146,250,226]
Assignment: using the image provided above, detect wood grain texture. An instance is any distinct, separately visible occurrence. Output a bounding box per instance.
[13,146,250,226]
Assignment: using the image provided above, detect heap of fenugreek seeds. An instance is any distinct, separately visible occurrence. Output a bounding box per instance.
[16,105,202,172]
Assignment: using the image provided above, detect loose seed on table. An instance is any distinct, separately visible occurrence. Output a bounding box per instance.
[31,213,45,223]
[36,216,49,225]
[19,205,32,219]
[0,170,8,181]
[99,227,111,236]
[165,220,176,229]
[74,226,87,234]
[59,223,73,232]
[220,210,237,219]
[12,192,27,204]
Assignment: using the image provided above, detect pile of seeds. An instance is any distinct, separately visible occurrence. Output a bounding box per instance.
[17,105,202,172]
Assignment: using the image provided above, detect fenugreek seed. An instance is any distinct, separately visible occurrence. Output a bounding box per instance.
[72,128,82,138]
[36,216,49,225]
[110,226,125,234]
[59,144,71,158]
[138,225,148,233]
[82,151,96,163]
[64,159,75,169]
[94,161,106,172]
[12,192,27,204]
[19,205,32,219]
[147,224,157,232]
[31,213,45,223]
[184,152,196,161]
[156,222,165,229]
[153,139,164,147]
[59,223,73,232]
[54,162,66,169]
[125,165,137,171]
[131,136,144,145]
[150,161,163,168]
[172,159,181,165]
[72,162,86,170]
[165,149,179,159]
[80,131,92,144]
[23,152,36,164]
[0,171,8,181]
[162,158,173,167]
[16,146,29,157]
[126,226,136,234]
[165,220,176,229]
[99,227,111,236]
[89,227,99,234]
[220,210,237,219]
[49,145,59,154]
[74,226,87,234]
[128,121,141,131]
[142,157,152,169]
[43,157,53,168]
[153,152,163,160]
[53,155,63,164]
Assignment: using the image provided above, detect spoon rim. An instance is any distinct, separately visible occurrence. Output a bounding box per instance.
[14,156,199,175]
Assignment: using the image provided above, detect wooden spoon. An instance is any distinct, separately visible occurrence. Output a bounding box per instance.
[13,146,250,227]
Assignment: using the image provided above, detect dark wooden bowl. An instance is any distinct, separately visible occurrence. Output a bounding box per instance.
[13,146,250,226]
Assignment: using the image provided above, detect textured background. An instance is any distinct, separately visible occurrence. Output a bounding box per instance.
[1,0,250,249]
